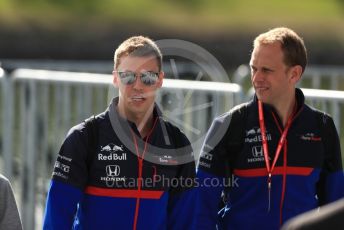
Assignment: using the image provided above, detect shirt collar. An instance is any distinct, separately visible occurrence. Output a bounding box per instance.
[253,88,305,113]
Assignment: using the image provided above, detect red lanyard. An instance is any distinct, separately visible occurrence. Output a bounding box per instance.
[130,117,158,230]
[258,100,294,211]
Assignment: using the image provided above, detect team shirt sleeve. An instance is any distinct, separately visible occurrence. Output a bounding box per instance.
[194,114,233,229]
[43,124,89,229]
[317,115,344,205]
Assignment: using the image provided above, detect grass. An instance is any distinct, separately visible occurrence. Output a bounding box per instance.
[1,0,344,39]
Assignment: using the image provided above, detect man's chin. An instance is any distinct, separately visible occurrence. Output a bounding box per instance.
[129,105,150,115]
[256,94,264,101]
[256,95,270,104]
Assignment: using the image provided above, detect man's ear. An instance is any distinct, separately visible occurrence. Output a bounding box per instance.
[289,65,303,84]
[157,71,164,88]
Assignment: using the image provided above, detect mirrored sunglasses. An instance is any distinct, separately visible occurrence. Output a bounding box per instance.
[116,71,159,86]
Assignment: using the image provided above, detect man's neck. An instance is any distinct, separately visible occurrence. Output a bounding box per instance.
[117,104,155,138]
[273,93,296,127]
[135,112,154,138]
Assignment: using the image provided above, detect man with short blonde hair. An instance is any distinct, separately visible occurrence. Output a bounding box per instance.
[44,36,195,229]
[194,27,344,230]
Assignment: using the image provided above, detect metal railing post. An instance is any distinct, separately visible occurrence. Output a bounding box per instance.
[1,68,14,179]
[21,80,38,230]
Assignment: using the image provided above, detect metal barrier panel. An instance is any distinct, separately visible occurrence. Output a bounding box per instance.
[302,66,344,90]
[0,69,4,174]
[1,68,242,230]
[0,69,4,177]
[1,68,14,181]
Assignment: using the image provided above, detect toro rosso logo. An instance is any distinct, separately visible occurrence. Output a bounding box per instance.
[299,133,322,142]
[106,165,120,177]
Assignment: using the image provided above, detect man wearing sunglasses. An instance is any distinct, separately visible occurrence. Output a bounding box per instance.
[43,36,196,229]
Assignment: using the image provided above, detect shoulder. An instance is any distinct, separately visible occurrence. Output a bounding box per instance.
[0,174,10,187]
[158,118,195,163]
[229,102,250,114]
[0,174,13,196]
[160,118,191,145]
[203,102,250,149]
[303,104,334,126]
[64,123,87,146]
[212,102,250,126]
[64,111,107,146]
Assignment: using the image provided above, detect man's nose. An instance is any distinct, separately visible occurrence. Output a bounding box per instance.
[132,74,144,89]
